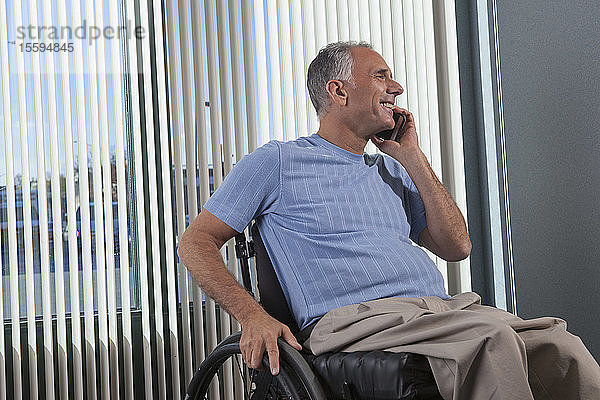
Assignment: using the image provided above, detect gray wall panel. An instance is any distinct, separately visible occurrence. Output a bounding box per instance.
[495,0,600,358]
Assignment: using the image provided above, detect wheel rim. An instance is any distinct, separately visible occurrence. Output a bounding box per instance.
[189,342,313,400]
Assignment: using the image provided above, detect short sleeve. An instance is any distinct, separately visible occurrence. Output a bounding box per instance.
[204,141,281,232]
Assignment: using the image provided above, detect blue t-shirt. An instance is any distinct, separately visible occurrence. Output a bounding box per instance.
[205,134,449,329]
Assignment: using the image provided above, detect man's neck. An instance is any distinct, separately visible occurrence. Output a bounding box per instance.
[317,116,368,155]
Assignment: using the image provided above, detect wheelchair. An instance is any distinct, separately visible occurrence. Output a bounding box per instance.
[185,224,444,400]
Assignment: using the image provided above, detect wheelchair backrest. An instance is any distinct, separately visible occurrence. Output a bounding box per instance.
[250,223,301,335]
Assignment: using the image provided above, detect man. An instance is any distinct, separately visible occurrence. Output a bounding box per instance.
[178,42,599,399]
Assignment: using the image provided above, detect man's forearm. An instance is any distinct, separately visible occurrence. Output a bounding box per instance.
[396,149,471,259]
[178,233,265,326]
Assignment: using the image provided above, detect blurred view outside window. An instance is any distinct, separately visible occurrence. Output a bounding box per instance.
[0,0,138,320]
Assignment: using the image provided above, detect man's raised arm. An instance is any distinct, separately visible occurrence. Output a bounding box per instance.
[372,108,472,262]
[177,209,301,375]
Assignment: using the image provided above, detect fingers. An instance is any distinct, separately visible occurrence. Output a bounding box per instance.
[240,334,281,374]
[265,340,280,375]
[249,345,263,370]
[239,334,250,365]
[392,106,414,121]
[240,338,264,370]
[239,318,301,375]
[282,326,303,350]
[371,135,384,146]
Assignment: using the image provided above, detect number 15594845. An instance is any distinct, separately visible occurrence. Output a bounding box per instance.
[18,42,74,52]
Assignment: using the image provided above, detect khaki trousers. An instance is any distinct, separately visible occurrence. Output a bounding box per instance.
[305,292,600,400]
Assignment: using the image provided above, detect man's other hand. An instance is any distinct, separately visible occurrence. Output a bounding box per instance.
[239,311,303,375]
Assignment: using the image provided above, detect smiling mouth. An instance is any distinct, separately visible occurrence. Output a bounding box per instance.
[380,102,394,116]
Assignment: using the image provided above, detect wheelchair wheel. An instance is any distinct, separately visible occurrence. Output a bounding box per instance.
[186,332,327,400]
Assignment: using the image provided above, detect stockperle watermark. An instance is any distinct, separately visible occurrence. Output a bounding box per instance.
[9,18,145,53]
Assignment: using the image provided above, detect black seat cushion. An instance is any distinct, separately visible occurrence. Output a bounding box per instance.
[305,350,443,400]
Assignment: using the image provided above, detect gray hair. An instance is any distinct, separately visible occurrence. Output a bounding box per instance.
[307,41,373,118]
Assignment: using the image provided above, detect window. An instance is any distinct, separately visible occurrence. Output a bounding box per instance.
[0,0,138,318]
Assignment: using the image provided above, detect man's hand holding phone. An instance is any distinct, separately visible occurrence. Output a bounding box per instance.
[375,111,406,142]
[371,106,420,163]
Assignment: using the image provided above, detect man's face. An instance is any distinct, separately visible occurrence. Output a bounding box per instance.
[343,47,404,137]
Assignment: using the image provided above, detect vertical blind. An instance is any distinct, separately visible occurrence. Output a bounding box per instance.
[0,0,135,398]
[0,0,470,399]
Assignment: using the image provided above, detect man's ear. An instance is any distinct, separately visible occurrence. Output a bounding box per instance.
[326,80,348,107]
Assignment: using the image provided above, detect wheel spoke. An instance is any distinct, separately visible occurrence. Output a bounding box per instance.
[234,353,253,399]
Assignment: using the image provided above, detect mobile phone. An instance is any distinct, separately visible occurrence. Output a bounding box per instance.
[375,112,406,142]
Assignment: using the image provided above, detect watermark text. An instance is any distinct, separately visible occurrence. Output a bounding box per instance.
[15,19,145,46]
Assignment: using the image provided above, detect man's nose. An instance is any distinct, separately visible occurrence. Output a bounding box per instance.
[387,80,404,96]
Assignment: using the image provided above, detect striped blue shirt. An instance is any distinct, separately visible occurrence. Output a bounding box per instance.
[205,134,449,329]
